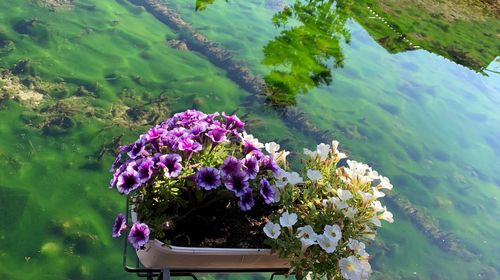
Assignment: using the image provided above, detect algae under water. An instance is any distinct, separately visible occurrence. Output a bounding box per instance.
[0,0,499,279]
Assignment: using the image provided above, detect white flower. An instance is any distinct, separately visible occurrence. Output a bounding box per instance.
[348,239,366,256]
[284,171,303,185]
[370,201,385,212]
[371,187,386,198]
[241,132,264,149]
[316,234,339,253]
[279,211,297,228]
[367,169,379,180]
[371,216,382,227]
[316,143,331,161]
[336,151,347,161]
[344,207,358,219]
[377,176,393,190]
[273,189,281,202]
[275,178,287,189]
[331,140,340,150]
[297,225,317,251]
[307,169,322,181]
[322,199,329,208]
[378,207,394,223]
[360,260,372,280]
[323,224,342,242]
[297,225,317,240]
[263,221,281,239]
[339,256,362,280]
[303,148,317,158]
[337,188,353,201]
[274,150,290,163]
[359,191,374,203]
[326,197,348,210]
[265,142,280,155]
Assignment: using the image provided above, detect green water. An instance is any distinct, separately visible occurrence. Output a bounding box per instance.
[0,0,499,279]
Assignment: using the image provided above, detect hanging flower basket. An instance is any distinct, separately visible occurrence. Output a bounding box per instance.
[109,109,394,280]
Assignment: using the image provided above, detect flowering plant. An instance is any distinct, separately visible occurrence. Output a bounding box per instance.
[263,141,394,280]
[109,110,287,249]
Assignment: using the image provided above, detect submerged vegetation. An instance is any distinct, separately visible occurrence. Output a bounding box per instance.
[0,0,499,279]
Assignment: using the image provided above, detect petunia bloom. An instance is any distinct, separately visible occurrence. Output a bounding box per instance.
[263,221,281,239]
[117,169,141,194]
[195,167,221,190]
[128,222,150,250]
[128,141,145,159]
[339,256,363,280]
[259,155,281,176]
[241,155,259,179]
[241,132,264,153]
[307,169,322,181]
[224,171,249,197]
[206,127,227,144]
[177,138,202,153]
[284,171,303,185]
[159,154,183,178]
[323,224,342,243]
[222,112,244,130]
[296,225,318,252]
[220,156,242,178]
[259,178,275,204]
[317,234,339,253]
[112,213,127,238]
[316,143,331,161]
[136,158,154,183]
[279,211,297,228]
[238,189,255,211]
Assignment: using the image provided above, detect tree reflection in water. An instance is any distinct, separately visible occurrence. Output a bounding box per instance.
[193,0,352,107]
[262,0,352,107]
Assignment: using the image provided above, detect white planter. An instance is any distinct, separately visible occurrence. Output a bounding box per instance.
[131,209,289,270]
[137,239,290,269]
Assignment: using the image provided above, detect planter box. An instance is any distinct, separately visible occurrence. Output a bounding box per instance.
[131,209,290,270]
[137,240,290,270]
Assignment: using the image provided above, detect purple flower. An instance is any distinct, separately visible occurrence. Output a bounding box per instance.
[222,112,245,130]
[190,123,208,136]
[120,144,133,153]
[220,156,242,178]
[178,138,202,153]
[128,222,150,250]
[109,167,122,188]
[243,141,259,154]
[117,169,141,194]
[159,154,183,178]
[112,213,127,238]
[260,178,275,204]
[224,171,249,197]
[109,153,123,172]
[146,127,162,141]
[259,155,281,176]
[249,149,265,160]
[128,142,145,159]
[136,158,154,183]
[196,167,221,190]
[238,189,255,211]
[241,155,259,179]
[206,127,227,144]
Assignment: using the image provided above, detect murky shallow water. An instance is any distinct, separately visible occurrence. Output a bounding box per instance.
[0,0,499,279]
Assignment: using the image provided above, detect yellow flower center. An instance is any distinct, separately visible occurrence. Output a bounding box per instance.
[346,263,355,272]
